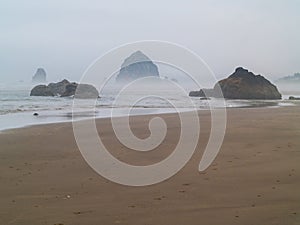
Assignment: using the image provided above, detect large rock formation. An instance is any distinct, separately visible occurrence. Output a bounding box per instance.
[217,67,281,99]
[189,67,282,99]
[32,68,47,83]
[30,79,99,98]
[116,51,159,82]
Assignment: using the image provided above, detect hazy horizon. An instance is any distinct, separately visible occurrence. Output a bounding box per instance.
[1,0,299,84]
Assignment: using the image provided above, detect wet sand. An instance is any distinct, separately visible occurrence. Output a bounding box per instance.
[0,107,299,225]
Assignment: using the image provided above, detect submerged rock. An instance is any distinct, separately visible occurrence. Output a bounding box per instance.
[116,51,159,82]
[32,68,47,83]
[200,97,211,100]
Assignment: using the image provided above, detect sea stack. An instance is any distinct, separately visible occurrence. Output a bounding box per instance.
[216,67,282,99]
[116,51,159,82]
[32,68,47,83]
[189,67,282,99]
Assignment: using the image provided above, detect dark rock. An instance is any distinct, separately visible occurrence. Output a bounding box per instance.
[61,83,78,97]
[189,67,282,100]
[189,89,214,97]
[215,67,281,99]
[30,80,99,98]
[30,85,54,96]
[32,68,47,83]
[116,51,159,82]
[48,79,71,96]
[289,96,300,100]
[33,113,39,116]
[189,91,203,97]
[61,83,99,98]
[200,97,211,100]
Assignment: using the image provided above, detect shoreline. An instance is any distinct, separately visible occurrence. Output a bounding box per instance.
[0,98,298,132]
[0,106,299,224]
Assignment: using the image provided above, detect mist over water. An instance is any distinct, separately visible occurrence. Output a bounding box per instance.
[275,83,300,96]
[0,77,298,131]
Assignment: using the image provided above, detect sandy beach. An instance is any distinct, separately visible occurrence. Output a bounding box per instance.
[0,106,299,225]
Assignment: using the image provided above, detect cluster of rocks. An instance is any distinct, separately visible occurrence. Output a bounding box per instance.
[30,79,99,98]
[289,96,300,100]
[189,67,282,100]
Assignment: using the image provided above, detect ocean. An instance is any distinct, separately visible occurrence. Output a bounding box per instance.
[0,83,296,131]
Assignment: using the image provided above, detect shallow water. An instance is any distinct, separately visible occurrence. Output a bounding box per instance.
[0,84,298,131]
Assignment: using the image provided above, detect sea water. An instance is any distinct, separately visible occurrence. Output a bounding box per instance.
[0,83,296,131]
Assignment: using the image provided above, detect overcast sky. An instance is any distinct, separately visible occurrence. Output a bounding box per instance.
[0,0,299,83]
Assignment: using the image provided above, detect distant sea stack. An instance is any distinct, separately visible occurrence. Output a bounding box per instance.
[275,73,300,93]
[30,79,99,99]
[116,51,159,82]
[32,68,47,83]
[276,73,300,83]
[189,67,282,99]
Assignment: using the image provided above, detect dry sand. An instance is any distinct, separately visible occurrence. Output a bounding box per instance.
[0,106,299,225]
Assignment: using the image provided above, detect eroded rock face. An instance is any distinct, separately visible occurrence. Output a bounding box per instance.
[32,68,47,83]
[30,80,99,98]
[189,67,282,99]
[116,51,159,82]
[30,85,54,96]
[48,79,70,96]
[61,83,99,99]
[215,67,281,99]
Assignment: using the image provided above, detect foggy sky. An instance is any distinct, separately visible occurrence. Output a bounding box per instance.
[0,0,299,83]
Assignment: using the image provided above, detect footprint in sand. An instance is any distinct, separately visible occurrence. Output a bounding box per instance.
[73,210,93,215]
[154,196,166,200]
